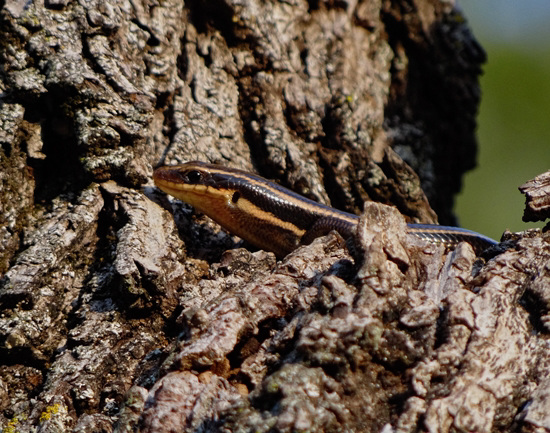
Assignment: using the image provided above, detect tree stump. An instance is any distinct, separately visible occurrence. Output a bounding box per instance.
[1,1,548,432]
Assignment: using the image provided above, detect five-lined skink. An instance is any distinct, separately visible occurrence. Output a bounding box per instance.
[153,161,497,258]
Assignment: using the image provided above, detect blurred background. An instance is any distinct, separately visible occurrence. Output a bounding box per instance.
[455,0,550,240]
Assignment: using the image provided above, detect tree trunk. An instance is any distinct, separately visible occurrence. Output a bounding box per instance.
[1,0,548,432]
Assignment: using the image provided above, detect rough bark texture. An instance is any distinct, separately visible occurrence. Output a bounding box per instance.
[1,0,548,432]
[520,171,550,223]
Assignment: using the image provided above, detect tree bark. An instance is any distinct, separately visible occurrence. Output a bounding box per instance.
[1,0,548,432]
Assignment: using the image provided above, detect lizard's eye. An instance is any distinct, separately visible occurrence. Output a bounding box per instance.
[184,170,203,184]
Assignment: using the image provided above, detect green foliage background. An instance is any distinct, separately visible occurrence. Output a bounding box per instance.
[454,5,550,240]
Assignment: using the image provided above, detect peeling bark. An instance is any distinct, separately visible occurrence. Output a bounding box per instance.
[520,171,550,223]
[1,1,548,433]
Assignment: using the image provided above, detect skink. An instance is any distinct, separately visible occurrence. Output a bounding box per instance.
[153,161,498,257]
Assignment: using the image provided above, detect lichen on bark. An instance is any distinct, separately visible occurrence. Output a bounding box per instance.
[1,0,549,432]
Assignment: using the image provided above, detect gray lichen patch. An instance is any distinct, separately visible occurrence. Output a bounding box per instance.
[2,0,549,431]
